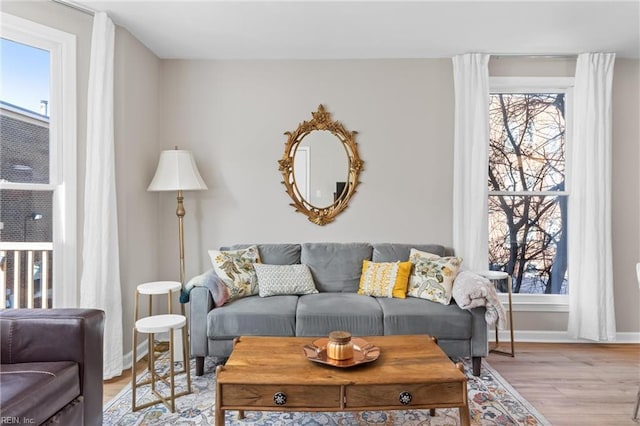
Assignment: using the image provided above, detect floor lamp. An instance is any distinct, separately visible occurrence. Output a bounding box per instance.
[148,148,208,288]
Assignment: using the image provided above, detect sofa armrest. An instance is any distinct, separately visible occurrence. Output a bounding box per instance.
[0,308,104,426]
[189,286,214,357]
[468,306,488,357]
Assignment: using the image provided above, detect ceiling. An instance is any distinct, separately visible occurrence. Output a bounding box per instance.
[73,1,640,60]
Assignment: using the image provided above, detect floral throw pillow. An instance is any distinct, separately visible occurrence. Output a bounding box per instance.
[407,248,462,305]
[208,245,261,303]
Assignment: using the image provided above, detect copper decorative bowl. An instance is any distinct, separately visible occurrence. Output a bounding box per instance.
[303,337,380,368]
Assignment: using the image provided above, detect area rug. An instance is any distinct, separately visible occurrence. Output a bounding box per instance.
[103,356,549,425]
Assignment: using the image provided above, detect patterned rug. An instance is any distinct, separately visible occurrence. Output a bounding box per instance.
[104,356,550,425]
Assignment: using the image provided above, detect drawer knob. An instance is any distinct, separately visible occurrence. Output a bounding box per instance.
[273,392,287,406]
[399,391,412,405]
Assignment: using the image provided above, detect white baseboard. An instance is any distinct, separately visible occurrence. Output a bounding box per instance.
[489,329,640,343]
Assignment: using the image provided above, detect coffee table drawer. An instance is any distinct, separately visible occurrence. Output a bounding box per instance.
[346,383,465,408]
[221,384,341,408]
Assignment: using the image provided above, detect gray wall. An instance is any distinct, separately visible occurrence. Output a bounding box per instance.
[113,27,161,354]
[610,59,640,335]
[4,3,639,362]
[159,58,640,335]
[157,59,456,278]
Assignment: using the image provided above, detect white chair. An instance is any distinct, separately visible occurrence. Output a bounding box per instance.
[633,263,640,421]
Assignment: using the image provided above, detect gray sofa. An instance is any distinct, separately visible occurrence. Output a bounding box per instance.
[187,242,487,377]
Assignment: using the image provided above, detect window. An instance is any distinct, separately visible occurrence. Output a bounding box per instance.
[488,77,572,305]
[0,13,77,308]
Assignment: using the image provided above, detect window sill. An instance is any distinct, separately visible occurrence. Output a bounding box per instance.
[498,294,569,312]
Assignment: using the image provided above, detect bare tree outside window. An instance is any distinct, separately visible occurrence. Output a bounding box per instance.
[488,93,568,294]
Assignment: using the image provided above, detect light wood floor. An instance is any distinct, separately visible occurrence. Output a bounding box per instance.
[486,343,640,425]
[103,358,147,403]
[104,343,640,425]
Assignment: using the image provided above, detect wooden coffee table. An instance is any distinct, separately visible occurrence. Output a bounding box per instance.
[215,334,470,425]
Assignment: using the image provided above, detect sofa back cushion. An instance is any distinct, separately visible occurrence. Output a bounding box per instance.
[301,243,373,292]
[372,243,446,262]
[226,244,301,265]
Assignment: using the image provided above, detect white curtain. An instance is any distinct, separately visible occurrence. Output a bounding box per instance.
[452,54,490,271]
[80,12,123,379]
[567,53,616,341]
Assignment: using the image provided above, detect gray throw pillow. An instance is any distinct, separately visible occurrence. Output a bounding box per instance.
[254,264,319,297]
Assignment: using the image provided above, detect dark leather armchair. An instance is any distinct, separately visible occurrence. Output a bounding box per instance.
[0,309,105,426]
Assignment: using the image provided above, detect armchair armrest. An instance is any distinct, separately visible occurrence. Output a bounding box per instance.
[0,308,104,426]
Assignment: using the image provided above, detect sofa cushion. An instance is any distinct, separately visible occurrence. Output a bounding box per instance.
[227,244,301,265]
[301,243,373,292]
[296,293,384,336]
[372,243,446,262]
[0,361,80,425]
[376,297,472,339]
[207,295,298,339]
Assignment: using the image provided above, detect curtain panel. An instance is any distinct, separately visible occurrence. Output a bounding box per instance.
[567,53,616,341]
[80,12,123,379]
[452,54,490,271]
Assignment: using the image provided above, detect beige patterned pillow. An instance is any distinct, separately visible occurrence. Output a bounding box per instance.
[208,245,261,302]
[407,248,462,305]
[254,264,318,297]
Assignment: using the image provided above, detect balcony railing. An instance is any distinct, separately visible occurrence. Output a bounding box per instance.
[0,242,53,309]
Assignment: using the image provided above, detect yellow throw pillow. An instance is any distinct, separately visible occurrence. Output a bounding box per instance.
[407,248,462,305]
[358,260,412,298]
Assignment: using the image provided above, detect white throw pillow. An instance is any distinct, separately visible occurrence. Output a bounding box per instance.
[253,264,318,297]
[407,248,463,305]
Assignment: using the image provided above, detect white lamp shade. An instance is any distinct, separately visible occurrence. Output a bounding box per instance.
[147,149,208,191]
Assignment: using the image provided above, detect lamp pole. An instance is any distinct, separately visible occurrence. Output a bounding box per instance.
[176,189,186,286]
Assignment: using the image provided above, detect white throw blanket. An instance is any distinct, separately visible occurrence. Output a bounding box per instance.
[453,271,507,329]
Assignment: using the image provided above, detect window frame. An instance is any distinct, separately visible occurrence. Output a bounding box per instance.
[489,77,573,312]
[1,13,77,308]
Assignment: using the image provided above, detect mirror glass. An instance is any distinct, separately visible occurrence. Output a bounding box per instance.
[293,130,349,209]
[278,105,364,225]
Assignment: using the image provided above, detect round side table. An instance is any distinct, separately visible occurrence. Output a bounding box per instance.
[134,280,183,321]
[132,314,191,412]
[477,270,515,357]
[134,280,186,361]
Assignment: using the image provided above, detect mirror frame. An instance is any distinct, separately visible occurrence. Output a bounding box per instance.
[278,105,364,225]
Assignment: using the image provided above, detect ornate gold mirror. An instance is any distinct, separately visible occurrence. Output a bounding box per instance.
[278,105,364,225]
